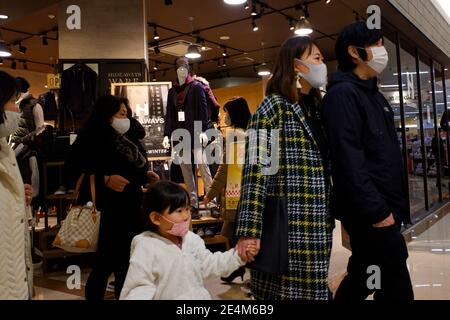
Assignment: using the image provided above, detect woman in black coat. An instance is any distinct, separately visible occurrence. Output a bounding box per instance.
[66,95,150,300]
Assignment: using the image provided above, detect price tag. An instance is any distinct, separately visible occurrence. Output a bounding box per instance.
[178,111,185,122]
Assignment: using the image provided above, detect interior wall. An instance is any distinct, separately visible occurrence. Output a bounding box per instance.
[0,67,49,98]
[212,80,265,115]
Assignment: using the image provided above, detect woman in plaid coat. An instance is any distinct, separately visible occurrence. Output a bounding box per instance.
[235,36,334,300]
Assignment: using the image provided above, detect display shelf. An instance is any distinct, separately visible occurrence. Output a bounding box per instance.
[204,235,230,250]
[192,217,223,226]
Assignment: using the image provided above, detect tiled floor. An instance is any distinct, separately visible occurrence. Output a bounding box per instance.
[32,211,450,300]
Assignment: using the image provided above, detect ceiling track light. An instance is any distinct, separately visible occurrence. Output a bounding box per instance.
[0,40,11,57]
[0,58,3,65]
[252,18,259,32]
[41,34,48,46]
[18,43,27,54]
[11,60,17,69]
[257,63,271,76]
[153,62,159,70]
[222,58,227,67]
[185,44,201,59]
[325,0,331,4]
[222,46,228,57]
[251,0,258,16]
[288,17,295,31]
[224,0,247,4]
[294,4,313,36]
[244,1,250,10]
[153,25,160,40]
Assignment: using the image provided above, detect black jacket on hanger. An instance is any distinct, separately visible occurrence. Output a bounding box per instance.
[38,91,58,121]
[60,63,98,121]
[164,80,209,147]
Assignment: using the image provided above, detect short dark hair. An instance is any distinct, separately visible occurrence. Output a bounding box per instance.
[0,71,18,125]
[266,36,321,103]
[224,97,251,130]
[174,57,191,73]
[15,77,30,93]
[141,181,190,232]
[335,21,383,72]
[82,95,121,135]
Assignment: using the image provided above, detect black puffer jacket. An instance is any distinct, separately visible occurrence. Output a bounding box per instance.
[321,71,411,225]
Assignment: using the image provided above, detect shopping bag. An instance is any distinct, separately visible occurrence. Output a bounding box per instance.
[53,174,101,253]
[225,141,245,210]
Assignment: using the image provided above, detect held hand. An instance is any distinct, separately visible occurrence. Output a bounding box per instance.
[236,238,261,263]
[373,213,396,228]
[24,184,33,206]
[105,175,130,193]
[162,136,170,149]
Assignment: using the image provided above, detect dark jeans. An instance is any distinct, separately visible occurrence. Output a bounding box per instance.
[335,221,414,301]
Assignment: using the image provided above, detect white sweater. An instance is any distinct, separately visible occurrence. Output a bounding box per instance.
[120,231,244,300]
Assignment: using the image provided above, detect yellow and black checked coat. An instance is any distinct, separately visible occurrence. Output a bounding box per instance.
[235,94,334,300]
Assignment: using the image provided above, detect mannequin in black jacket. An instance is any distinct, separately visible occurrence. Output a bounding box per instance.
[163,57,214,214]
[66,96,151,300]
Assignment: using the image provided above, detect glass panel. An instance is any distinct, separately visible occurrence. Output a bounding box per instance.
[433,66,449,200]
[396,45,426,220]
[418,58,438,208]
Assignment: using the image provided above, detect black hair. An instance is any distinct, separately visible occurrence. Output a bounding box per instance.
[0,71,18,125]
[174,57,192,73]
[81,95,121,137]
[140,181,190,232]
[224,97,251,130]
[266,36,321,103]
[15,77,30,93]
[335,21,384,72]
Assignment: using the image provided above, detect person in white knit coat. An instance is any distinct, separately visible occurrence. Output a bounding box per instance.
[120,181,258,300]
[0,71,34,300]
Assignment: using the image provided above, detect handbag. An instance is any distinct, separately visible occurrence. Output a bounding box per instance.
[247,108,289,274]
[53,174,101,253]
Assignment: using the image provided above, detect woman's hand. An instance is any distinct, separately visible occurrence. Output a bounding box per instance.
[24,184,33,206]
[105,175,130,193]
[236,237,260,263]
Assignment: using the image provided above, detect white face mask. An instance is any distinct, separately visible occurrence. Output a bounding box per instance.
[177,67,189,86]
[0,110,20,138]
[111,118,130,135]
[366,46,389,74]
[295,59,328,89]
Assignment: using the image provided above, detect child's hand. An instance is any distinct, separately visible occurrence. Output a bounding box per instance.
[246,244,259,259]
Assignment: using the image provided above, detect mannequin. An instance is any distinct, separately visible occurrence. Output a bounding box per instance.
[163,57,214,217]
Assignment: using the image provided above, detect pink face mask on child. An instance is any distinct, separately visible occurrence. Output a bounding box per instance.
[161,215,191,237]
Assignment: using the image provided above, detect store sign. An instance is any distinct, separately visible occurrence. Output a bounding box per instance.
[101,61,145,95]
[111,82,172,160]
[47,73,61,89]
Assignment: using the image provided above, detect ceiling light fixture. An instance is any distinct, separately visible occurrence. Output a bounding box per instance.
[222,46,228,57]
[252,18,259,31]
[222,58,227,67]
[288,18,295,31]
[0,40,11,57]
[244,2,250,10]
[153,26,160,40]
[0,58,3,65]
[257,63,271,76]
[295,4,313,36]
[251,0,258,16]
[224,0,247,4]
[153,62,159,70]
[11,60,17,69]
[185,44,201,59]
[42,34,48,46]
[18,43,27,54]
[0,15,8,20]
[326,0,331,4]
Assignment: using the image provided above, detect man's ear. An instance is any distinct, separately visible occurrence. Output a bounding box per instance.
[348,45,362,61]
[150,212,161,226]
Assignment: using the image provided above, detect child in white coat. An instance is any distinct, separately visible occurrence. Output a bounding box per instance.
[120,181,257,300]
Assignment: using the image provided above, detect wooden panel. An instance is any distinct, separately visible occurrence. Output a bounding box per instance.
[212,81,265,114]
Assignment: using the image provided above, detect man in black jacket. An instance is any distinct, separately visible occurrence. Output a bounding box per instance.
[322,22,414,301]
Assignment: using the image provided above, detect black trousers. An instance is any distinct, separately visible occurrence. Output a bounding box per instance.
[335,221,414,301]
